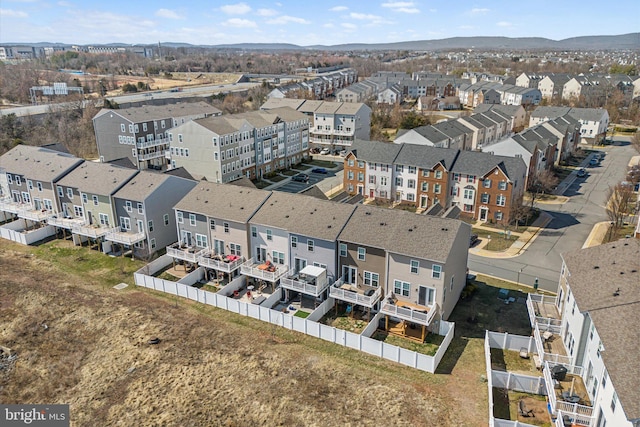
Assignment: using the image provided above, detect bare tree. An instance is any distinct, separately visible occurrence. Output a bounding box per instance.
[631,131,640,154]
[606,183,635,235]
[509,198,531,231]
[528,170,559,209]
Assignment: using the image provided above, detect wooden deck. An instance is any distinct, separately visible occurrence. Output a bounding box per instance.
[383,319,428,343]
[554,373,591,407]
[545,334,568,356]
[532,299,561,320]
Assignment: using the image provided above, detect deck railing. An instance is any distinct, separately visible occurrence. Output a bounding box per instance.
[328,284,381,308]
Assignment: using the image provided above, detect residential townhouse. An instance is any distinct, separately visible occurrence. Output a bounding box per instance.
[49,161,138,245]
[538,74,571,101]
[431,120,474,151]
[526,240,640,427]
[106,171,197,257]
[352,140,402,201]
[0,145,83,224]
[93,102,222,170]
[561,75,608,106]
[530,106,609,144]
[377,85,402,105]
[166,107,310,182]
[515,72,546,89]
[473,104,527,131]
[481,136,547,189]
[266,68,357,100]
[247,192,357,302]
[169,181,272,281]
[449,151,527,223]
[458,81,541,108]
[335,205,470,337]
[335,80,378,103]
[394,125,451,148]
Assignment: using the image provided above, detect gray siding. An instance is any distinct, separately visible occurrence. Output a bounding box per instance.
[290,235,337,281]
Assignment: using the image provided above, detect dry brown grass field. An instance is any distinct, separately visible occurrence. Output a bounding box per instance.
[0,239,493,426]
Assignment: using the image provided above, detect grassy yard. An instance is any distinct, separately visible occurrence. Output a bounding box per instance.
[280,170,298,176]
[490,348,538,375]
[251,180,272,189]
[472,228,517,252]
[305,159,339,168]
[372,331,444,356]
[294,310,310,318]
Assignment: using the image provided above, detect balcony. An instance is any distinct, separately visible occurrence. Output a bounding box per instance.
[136,138,169,149]
[71,223,110,238]
[527,293,562,328]
[533,322,572,366]
[197,250,244,273]
[166,243,207,263]
[328,279,382,308]
[105,227,146,245]
[47,215,86,230]
[312,128,355,136]
[138,150,166,161]
[379,296,438,327]
[0,198,23,214]
[543,361,594,426]
[280,265,329,298]
[17,207,54,222]
[240,258,288,282]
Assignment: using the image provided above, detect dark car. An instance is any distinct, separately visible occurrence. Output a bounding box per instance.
[292,173,309,183]
[311,168,328,174]
[589,158,599,166]
[577,168,587,178]
[469,234,479,247]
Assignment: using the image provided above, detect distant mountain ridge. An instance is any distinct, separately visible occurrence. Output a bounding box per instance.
[9,33,639,51]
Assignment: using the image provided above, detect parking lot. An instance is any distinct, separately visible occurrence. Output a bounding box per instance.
[275,168,339,193]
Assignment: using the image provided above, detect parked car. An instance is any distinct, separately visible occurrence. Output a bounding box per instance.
[589,158,599,166]
[577,168,587,178]
[320,148,331,155]
[311,168,328,174]
[469,234,479,247]
[292,173,309,183]
[339,150,347,157]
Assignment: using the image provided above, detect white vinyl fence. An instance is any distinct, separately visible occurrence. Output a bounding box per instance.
[0,219,56,245]
[135,267,455,373]
[485,331,545,427]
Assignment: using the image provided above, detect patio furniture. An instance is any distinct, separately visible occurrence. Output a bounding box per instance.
[542,330,553,341]
[518,399,534,417]
[519,347,529,359]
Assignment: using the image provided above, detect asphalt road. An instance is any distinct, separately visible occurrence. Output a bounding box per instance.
[469,138,636,292]
[275,169,338,193]
[107,81,260,104]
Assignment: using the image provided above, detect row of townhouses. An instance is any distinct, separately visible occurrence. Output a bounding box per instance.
[524,239,639,427]
[1,144,471,338]
[93,101,223,170]
[260,99,372,151]
[457,81,542,108]
[529,106,610,145]
[266,68,357,100]
[343,140,528,224]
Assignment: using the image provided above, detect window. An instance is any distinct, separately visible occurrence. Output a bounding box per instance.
[611,393,617,412]
[266,229,272,241]
[82,193,88,204]
[395,165,403,172]
[251,226,257,237]
[307,240,314,252]
[99,213,109,226]
[189,214,196,226]
[57,186,63,198]
[410,260,419,274]
[408,166,416,174]
[210,219,216,230]
[421,182,428,192]
[481,193,490,204]
[291,236,297,248]
[67,188,74,199]
[348,159,354,167]
[272,251,285,265]
[229,243,241,256]
[164,214,169,226]
[435,170,443,179]
[434,184,441,194]
[422,170,430,177]
[121,124,126,133]
[394,280,410,297]
[498,181,507,190]
[37,182,43,192]
[407,179,416,189]
[137,203,143,214]
[495,212,503,221]
[177,212,183,224]
[363,271,379,287]
[357,247,366,261]
[150,238,156,250]
[432,264,442,279]
[178,134,183,143]
[27,180,33,190]
[148,220,154,232]
[15,176,22,185]
[93,195,99,206]
[339,243,347,257]
[223,222,229,233]
[73,205,83,217]
[496,195,506,206]
[602,370,608,388]
[483,179,491,188]
[450,275,455,291]
[125,201,132,212]
[195,233,208,248]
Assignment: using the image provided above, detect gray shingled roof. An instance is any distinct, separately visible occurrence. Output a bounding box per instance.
[395,144,459,170]
[530,106,572,119]
[173,181,271,223]
[0,145,83,183]
[450,150,525,181]
[260,98,305,110]
[113,171,174,201]
[96,101,221,123]
[561,240,640,421]
[249,192,356,241]
[348,140,401,164]
[56,161,138,195]
[338,204,467,262]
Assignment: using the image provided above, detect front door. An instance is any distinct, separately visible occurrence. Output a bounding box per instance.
[420,195,428,209]
[479,207,488,222]
[137,220,144,233]
[418,286,434,306]
[342,266,357,285]
[369,189,374,198]
[181,230,192,246]
[357,185,364,195]
[256,247,266,262]
[294,257,307,273]
[214,239,225,255]
[34,199,42,210]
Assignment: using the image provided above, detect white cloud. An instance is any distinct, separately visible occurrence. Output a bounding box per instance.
[496,21,513,27]
[256,8,277,16]
[329,6,348,11]
[341,22,357,30]
[0,8,28,18]
[223,18,257,28]
[155,9,184,20]
[381,1,419,13]
[220,3,251,15]
[350,12,381,20]
[266,15,310,25]
[470,8,490,14]
[323,23,335,28]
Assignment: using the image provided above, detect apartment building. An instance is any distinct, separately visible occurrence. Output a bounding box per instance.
[526,240,640,427]
[166,107,309,182]
[93,102,222,170]
[530,106,609,145]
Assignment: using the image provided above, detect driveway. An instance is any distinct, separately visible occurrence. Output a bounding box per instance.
[272,169,339,193]
[469,140,636,292]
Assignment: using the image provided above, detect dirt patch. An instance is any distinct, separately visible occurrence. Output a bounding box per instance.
[0,240,488,426]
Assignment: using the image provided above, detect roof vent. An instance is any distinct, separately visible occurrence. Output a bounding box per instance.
[285,215,289,218]
[365,212,371,215]
[204,200,208,203]
[408,228,413,232]
[240,207,244,210]
[593,266,599,269]
[327,225,332,229]
[620,271,624,275]
[613,288,620,297]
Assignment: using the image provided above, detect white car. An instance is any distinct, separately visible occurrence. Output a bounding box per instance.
[320,148,331,155]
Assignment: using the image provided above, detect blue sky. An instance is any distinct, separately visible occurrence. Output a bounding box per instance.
[1,1,638,46]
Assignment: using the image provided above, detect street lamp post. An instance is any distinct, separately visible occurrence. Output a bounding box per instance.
[517,267,524,286]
